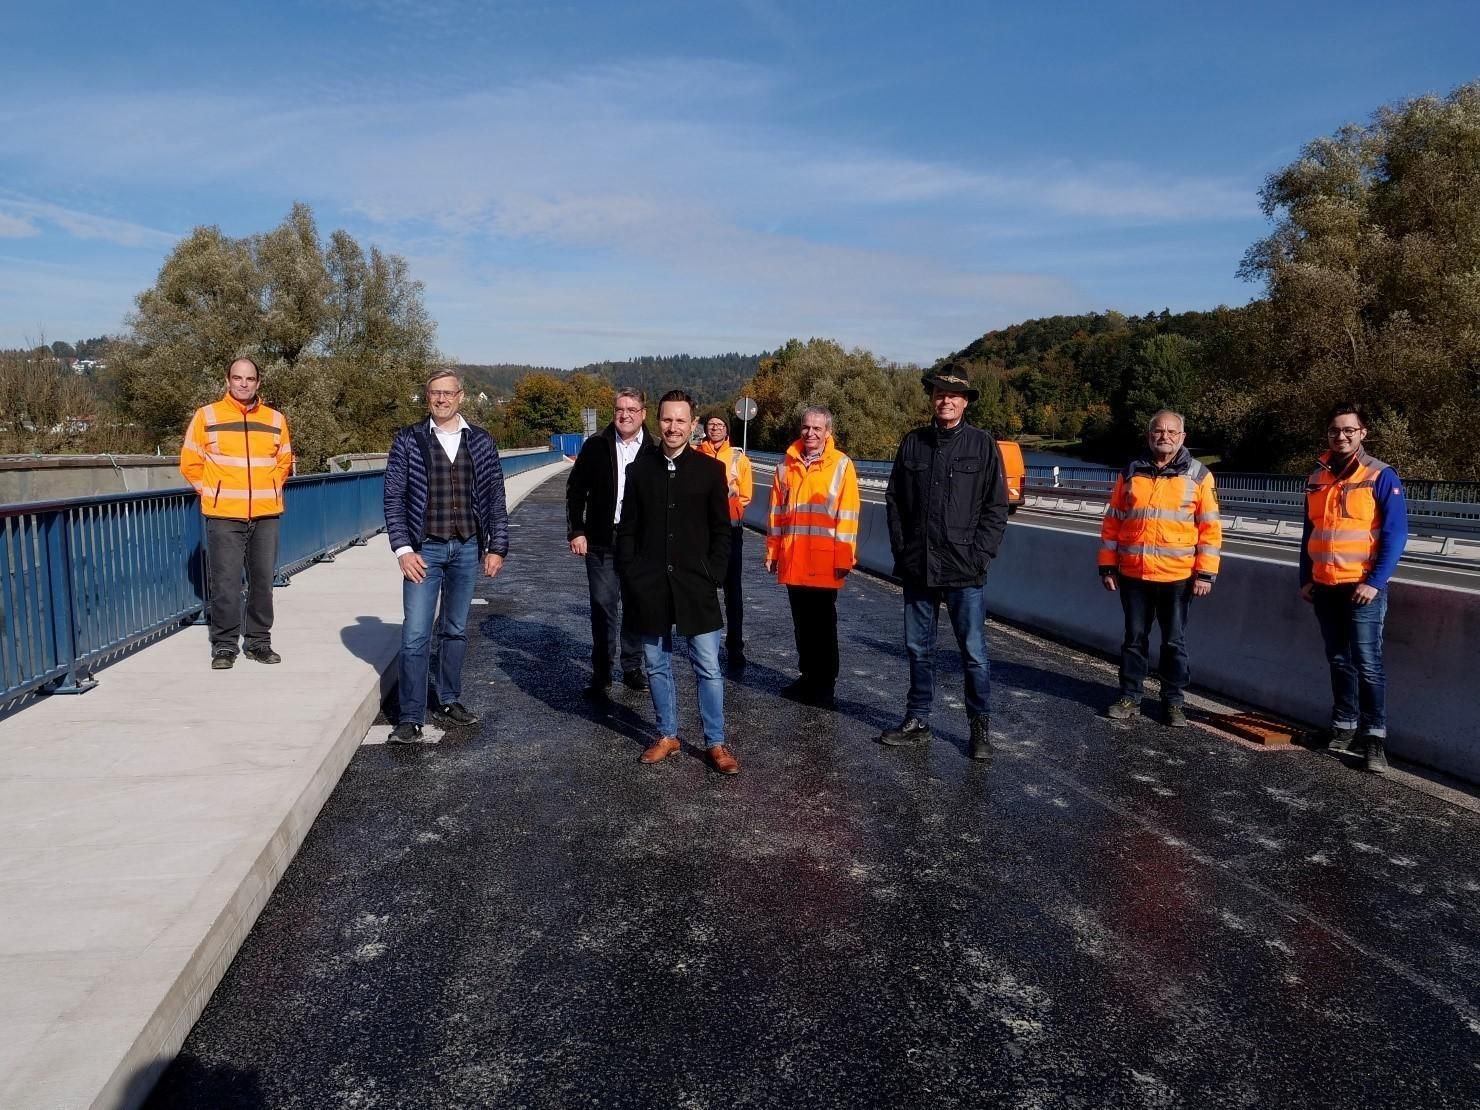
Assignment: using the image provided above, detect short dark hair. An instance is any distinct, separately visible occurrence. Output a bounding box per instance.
[228,356,260,379]
[1326,402,1367,429]
[658,389,695,417]
[615,386,645,407]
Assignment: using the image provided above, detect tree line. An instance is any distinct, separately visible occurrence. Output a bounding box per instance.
[12,81,1476,480]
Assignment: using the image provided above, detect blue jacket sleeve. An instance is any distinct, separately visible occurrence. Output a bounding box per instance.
[477,434,509,557]
[384,429,412,552]
[1365,468,1408,589]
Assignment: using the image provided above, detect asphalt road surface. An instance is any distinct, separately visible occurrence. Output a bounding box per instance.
[146,481,1480,1110]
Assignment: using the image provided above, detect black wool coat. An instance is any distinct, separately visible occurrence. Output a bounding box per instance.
[615,447,731,636]
[565,424,659,548]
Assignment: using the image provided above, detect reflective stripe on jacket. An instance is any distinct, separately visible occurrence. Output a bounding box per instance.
[1303,450,1399,586]
[766,435,859,590]
[696,439,753,523]
[1098,449,1221,582]
[179,394,293,519]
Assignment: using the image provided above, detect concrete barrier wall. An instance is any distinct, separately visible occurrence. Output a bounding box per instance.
[746,493,1480,784]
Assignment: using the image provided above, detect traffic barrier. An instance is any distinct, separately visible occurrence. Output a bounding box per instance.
[747,488,1480,784]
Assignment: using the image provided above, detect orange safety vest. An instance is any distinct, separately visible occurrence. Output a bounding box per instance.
[1098,456,1221,582]
[1305,451,1390,586]
[696,438,753,523]
[766,435,860,589]
[179,393,293,519]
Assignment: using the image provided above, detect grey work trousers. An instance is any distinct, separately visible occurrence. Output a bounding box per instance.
[206,515,281,656]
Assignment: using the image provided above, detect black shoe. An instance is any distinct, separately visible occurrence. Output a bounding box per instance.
[211,652,235,670]
[1327,726,1358,753]
[969,717,994,762]
[432,702,479,726]
[880,717,931,747]
[387,723,423,744]
[726,650,747,675]
[1164,704,1189,729]
[583,677,612,702]
[243,646,281,665]
[779,679,813,703]
[621,669,648,692]
[808,688,836,711]
[1364,737,1389,775]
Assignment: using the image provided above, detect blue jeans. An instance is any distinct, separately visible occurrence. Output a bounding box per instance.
[586,545,642,680]
[1118,576,1193,706]
[398,537,479,725]
[642,628,725,747]
[903,583,991,723]
[1312,583,1388,737]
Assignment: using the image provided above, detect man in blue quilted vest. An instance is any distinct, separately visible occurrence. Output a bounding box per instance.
[383,370,509,743]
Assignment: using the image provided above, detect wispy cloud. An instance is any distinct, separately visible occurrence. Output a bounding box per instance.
[0,192,177,249]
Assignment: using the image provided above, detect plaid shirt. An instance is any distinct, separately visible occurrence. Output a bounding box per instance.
[423,435,477,541]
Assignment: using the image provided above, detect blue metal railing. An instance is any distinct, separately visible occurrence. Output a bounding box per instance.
[0,450,568,707]
[1,471,385,706]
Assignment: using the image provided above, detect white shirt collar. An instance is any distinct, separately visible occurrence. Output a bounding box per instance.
[428,415,470,435]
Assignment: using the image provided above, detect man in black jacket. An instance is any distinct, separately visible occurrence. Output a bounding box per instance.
[566,387,658,698]
[881,367,1009,761]
[616,390,738,775]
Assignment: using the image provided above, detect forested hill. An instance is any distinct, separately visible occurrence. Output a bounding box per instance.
[459,353,764,406]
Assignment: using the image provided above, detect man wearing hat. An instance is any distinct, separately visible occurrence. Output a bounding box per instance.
[881,364,1009,761]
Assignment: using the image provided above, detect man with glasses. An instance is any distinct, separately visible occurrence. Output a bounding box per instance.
[696,414,753,672]
[383,370,508,743]
[1301,402,1408,773]
[1099,409,1222,728]
[567,387,658,698]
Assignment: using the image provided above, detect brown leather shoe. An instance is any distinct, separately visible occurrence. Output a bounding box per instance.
[639,736,681,764]
[708,745,739,775]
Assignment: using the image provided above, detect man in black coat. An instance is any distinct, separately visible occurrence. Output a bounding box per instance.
[566,387,659,697]
[616,390,738,775]
[881,367,1009,762]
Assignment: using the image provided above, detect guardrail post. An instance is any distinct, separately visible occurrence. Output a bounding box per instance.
[41,510,97,695]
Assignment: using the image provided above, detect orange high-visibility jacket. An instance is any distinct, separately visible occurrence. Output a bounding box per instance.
[1098,452,1221,582]
[179,393,293,519]
[766,435,860,590]
[1304,450,1397,586]
[696,439,753,524]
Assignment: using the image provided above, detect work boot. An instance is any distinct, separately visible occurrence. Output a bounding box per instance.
[969,717,993,762]
[243,646,281,664]
[211,652,235,670]
[1106,696,1139,720]
[1326,726,1358,753]
[1164,704,1189,729]
[1364,737,1389,775]
[880,717,931,747]
[622,669,649,692]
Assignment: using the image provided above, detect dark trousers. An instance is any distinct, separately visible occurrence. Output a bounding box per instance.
[206,515,280,656]
[1118,576,1192,705]
[723,525,744,652]
[787,585,839,693]
[586,544,642,681]
[1312,583,1388,737]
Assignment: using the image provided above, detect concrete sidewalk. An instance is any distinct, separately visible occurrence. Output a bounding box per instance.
[0,459,570,1110]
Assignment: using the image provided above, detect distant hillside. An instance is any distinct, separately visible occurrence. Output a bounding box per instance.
[457,353,766,406]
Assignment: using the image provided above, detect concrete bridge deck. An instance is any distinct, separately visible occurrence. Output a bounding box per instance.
[4,468,1480,1109]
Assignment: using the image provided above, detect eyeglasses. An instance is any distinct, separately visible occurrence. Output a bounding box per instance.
[1327,427,1363,438]
[427,390,462,400]
[615,406,643,416]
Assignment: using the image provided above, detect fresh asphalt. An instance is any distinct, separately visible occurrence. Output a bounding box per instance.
[146,481,1480,1109]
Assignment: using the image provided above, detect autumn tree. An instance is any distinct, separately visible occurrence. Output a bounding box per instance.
[108,203,436,471]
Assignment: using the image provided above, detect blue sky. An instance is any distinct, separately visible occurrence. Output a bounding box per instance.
[2,0,1476,366]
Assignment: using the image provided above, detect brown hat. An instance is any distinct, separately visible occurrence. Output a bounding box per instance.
[921,369,979,402]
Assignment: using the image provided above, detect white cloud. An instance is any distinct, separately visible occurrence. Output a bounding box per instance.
[0,212,39,238]
[0,193,176,249]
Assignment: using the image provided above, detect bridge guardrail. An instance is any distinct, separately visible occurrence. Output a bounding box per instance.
[0,449,566,707]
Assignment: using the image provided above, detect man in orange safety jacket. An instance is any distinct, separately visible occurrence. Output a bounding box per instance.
[1099,409,1220,727]
[1300,402,1408,774]
[765,405,860,709]
[697,414,753,671]
[179,357,294,670]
